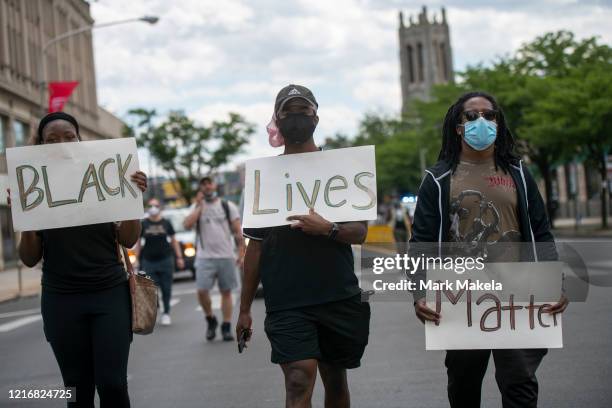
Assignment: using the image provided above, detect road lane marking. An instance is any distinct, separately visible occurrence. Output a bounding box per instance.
[172,288,197,296]
[0,315,42,332]
[0,308,40,319]
[170,298,180,307]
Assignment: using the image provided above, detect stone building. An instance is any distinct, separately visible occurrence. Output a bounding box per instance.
[398,5,454,112]
[0,0,124,269]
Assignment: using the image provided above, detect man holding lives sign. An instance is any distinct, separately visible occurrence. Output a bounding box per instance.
[237,85,374,408]
[7,112,147,408]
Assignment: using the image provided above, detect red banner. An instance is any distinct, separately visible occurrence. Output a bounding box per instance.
[48,81,79,113]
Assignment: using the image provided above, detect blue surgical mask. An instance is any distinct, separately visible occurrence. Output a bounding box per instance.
[462,117,497,151]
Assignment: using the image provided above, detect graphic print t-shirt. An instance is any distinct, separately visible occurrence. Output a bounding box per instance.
[141,218,175,261]
[449,158,521,260]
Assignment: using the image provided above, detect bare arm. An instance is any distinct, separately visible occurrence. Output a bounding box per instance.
[10,189,42,267]
[335,221,368,245]
[117,220,141,248]
[170,235,183,260]
[235,239,262,341]
[170,235,185,270]
[184,192,204,230]
[117,170,146,248]
[19,231,43,267]
[231,218,246,263]
[239,240,261,312]
[133,236,142,258]
[286,209,368,244]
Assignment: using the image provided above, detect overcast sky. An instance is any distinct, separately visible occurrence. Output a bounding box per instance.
[89,0,612,167]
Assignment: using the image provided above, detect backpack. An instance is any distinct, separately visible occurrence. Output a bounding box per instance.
[195,199,232,250]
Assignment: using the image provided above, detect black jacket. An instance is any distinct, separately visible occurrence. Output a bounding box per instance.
[409,158,557,300]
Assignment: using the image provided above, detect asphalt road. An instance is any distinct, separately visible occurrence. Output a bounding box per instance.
[0,240,611,408]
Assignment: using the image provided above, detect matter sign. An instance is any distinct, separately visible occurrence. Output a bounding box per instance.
[424,262,564,350]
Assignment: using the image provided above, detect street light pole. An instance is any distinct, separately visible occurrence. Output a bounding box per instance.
[37,16,159,116]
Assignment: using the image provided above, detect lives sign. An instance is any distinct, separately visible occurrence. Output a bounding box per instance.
[242,146,377,228]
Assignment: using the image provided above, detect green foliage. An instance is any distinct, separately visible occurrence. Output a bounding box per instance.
[324,29,612,214]
[124,109,254,202]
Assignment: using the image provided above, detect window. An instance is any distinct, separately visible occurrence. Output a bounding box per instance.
[13,120,28,146]
[0,116,6,152]
[407,45,415,83]
[440,42,448,81]
[417,43,424,82]
[0,207,17,266]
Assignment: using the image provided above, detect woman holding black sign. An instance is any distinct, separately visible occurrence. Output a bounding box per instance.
[10,112,147,408]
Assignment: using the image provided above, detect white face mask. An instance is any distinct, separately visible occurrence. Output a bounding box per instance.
[147,206,161,217]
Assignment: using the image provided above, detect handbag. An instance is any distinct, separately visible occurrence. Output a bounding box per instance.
[116,231,158,335]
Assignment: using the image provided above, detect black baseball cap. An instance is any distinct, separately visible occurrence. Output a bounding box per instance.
[274,84,318,116]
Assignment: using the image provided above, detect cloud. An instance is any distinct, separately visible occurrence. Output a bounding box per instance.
[90,0,612,169]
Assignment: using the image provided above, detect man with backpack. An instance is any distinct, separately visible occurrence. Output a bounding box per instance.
[184,176,245,341]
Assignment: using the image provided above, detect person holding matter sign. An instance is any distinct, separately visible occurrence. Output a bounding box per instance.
[409,92,568,408]
[237,85,371,408]
[9,112,147,408]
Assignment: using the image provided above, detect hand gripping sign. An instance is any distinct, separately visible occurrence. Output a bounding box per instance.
[425,261,564,350]
[242,146,377,228]
[7,138,144,231]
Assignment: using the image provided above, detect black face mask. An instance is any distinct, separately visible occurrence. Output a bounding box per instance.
[278,113,316,144]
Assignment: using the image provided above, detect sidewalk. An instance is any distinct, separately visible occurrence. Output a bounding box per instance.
[552,216,612,238]
[0,265,41,303]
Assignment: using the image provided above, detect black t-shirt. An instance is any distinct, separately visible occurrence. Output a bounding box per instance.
[243,225,361,312]
[140,218,175,261]
[40,223,126,293]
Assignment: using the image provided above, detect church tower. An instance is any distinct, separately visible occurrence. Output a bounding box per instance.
[399,6,454,112]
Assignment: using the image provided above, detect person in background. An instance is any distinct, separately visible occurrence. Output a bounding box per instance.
[391,201,412,251]
[12,111,147,408]
[183,177,245,341]
[134,198,184,326]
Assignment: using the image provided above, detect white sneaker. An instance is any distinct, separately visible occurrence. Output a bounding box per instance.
[161,313,171,326]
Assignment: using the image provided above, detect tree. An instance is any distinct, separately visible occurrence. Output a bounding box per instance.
[323,133,352,149]
[324,113,426,196]
[125,110,254,203]
[415,30,612,228]
[514,31,612,227]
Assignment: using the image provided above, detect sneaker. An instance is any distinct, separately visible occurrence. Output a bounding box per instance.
[206,315,218,341]
[161,313,171,326]
[221,322,234,341]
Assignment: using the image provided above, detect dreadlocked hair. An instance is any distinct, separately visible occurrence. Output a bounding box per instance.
[438,91,519,174]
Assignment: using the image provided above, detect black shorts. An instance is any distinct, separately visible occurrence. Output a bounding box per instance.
[264,294,370,368]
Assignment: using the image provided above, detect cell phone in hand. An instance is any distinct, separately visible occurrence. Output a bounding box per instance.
[238,329,250,353]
